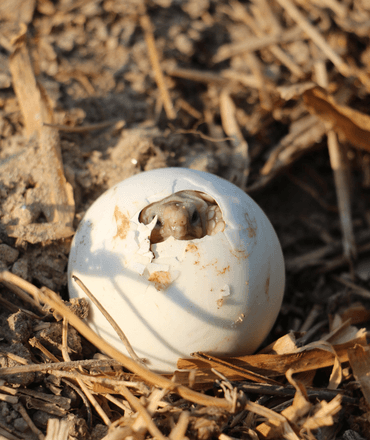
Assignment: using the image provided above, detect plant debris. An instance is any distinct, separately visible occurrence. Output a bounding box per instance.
[1,0,370,439]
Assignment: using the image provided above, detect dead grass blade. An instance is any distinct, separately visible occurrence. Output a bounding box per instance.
[251,399,299,440]
[189,352,281,385]
[0,270,235,412]
[256,368,342,439]
[7,34,75,244]
[72,276,144,366]
[116,387,168,440]
[327,130,356,260]
[219,89,249,189]
[275,0,351,77]
[347,345,370,408]
[333,275,370,301]
[213,26,302,63]
[45,418,71,440]
[303,87,370,152]
[169,411,190,440]
[44,120,119,133]
[300,395,342,436]
[227,0,304,78]
[61,316,111,427]
[247,115,326,192]
[0,359,121,376]
[140,13,176,120]
[304,57,357,263]
[255,369,310,439]
[13,403,44,440]
[263,115,324,176]
[9,40,47,138]
[177,334,367,386]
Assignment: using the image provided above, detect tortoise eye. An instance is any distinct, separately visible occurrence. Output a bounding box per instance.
[191,210,199,224]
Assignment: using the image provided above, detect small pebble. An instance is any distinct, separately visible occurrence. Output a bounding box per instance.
[13,417,28,432]
[11,258,29,280]
[0,244,19,264]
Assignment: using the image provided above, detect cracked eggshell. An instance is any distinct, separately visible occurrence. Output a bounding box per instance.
[68,168,285,372]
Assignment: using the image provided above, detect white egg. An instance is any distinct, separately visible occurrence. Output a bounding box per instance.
[68,168,285,372]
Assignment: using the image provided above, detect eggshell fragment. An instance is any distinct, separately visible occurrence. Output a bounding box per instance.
[68,168,285,372]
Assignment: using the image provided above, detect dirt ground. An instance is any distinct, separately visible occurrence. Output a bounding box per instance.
[1,0,370,439]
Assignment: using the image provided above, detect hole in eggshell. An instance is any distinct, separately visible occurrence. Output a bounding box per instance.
[139,190,225,244]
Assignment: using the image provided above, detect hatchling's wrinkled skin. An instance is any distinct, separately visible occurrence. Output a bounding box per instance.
[139,190,225,243]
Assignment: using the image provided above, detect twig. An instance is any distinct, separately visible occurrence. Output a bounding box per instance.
[0,270,235,412]
[13,403,44,440]
[1,280,44,314]
[286,230,370,272]
[0,423,23,440]
[116,385,168,440]
[327,130,356,262]
[299,304,323,333]
[103,394,134,416]
[61,317,109,426]
[169,411,190,440]
[42,371,148,393]
[62,379,92,427]
[0,359,122,376]
[0,352,29,366]
[296,320,328,346]
[229,0,304,78]
[275,0,351,77]
[312,52,357,263]
[300,216,336,244]
[318,240,370,273]
[261,115,320,176]
[28,337,60,362]
[167,67,228,84]
[45,419,71,440]
[171,127,233,143]
[221,70,263,89]
[140,14,176,120]
[249,400,298,439]
[204,108,231,167]
[213,26,302,63]
[175,98,202,119]
[191,352,280,385]
[248,116,326,192]
[77,372,110,425]
[0,293,39,317]
[8,37,75,243]
[132,388,169,434]
[43,120,120,133]
[220,89,249,189]
[244,52,272,110]
[0,393,18,404]
[332,276,370,300]
[72,276,145,367]
[61,318,70,362]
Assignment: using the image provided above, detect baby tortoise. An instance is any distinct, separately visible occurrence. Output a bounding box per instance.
[139,190,225,243]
